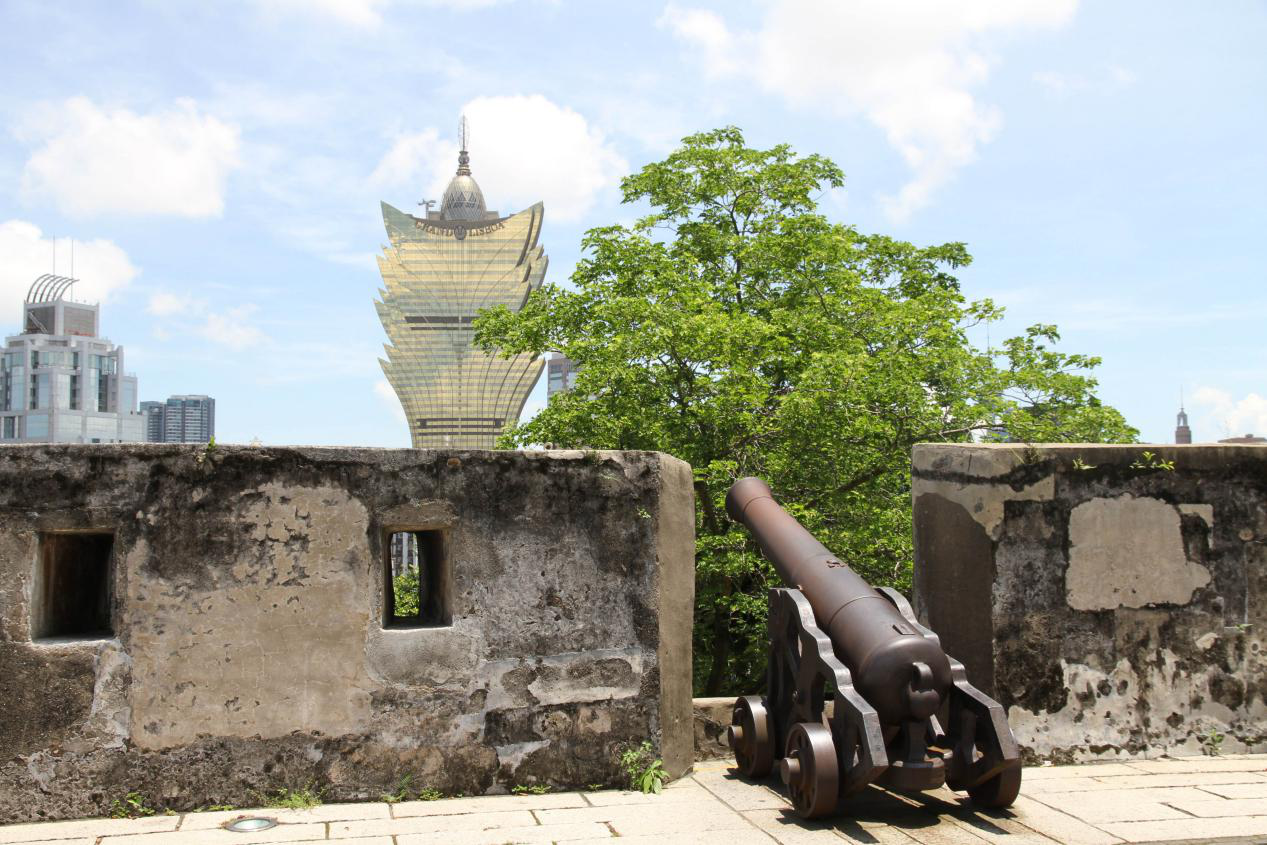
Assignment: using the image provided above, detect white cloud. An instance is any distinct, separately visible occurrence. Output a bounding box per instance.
[255,0,506,29]
[197,305,266,347]
[18,97,241,218]
[370,128,446,189]
[374,379,407,423]
[656,7,743,78]
[1191,388,1267,441]
[147,291,206,317]
[659,0,1078,221]
[0,220,138,327]
[372,95,627,222]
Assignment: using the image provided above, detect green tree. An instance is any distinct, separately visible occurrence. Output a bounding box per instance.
[475,127,1136,695]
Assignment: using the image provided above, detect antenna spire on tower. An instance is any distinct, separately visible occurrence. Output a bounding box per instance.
[456,114,472,176]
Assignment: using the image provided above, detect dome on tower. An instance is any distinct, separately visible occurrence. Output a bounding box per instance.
[441,169,487,220]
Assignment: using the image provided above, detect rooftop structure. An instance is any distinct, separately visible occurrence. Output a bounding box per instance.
[0,275,142,443]
[375,118,546,448]
[1219,432,1266,444]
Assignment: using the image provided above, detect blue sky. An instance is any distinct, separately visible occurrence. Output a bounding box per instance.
[0,0,1263,446]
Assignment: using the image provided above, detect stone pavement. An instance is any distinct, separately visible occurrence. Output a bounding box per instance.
[2,756,1266,845]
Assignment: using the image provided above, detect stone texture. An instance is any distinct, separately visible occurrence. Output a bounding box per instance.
[0,445,694,823]
[912,443,1267,763]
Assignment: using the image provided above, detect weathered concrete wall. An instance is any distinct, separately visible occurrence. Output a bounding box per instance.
[0,445,694,822]
[912,443,1266,763]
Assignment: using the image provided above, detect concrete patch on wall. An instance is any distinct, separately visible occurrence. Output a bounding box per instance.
[1067,495,1210,611]
[480,648,646,711]
[127,483,376,750]
[915,461,1054,541]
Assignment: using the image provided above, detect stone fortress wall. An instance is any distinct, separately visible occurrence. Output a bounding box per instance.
[912,443,1266,763]
[0,445,695,823]
[5,441,1263,822]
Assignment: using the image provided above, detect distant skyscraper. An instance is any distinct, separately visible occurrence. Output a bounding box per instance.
[141,400,165,442]
[0,275,143,443]
[375,117,547,448]
[142,394,215,443]
[1175,405,1192,444]
[546,354,578,398]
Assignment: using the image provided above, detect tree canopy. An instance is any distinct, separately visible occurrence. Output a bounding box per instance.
[474,127,1136,695]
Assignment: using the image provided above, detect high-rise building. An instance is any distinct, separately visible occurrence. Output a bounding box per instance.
[0,275,143,443]
[1175,405,1192,444]
[375,118,547,448]
[141,400,165,442]
[142,394,215,443]
[546,354,579,398]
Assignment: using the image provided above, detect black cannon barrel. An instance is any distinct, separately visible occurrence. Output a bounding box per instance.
[726,477,951,725]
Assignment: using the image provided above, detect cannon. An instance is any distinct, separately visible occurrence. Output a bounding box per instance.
[724,477,1021,818]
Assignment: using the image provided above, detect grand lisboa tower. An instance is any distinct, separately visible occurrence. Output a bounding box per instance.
[375,119,547,448]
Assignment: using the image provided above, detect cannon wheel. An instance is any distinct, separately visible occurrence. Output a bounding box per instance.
[730,695,774,778]
[968,766,1021,809]
[781,722,839,819]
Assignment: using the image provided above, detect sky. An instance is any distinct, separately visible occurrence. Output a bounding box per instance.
[0,0,1263,446]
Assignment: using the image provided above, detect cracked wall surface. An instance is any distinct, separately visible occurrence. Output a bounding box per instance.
[0,445,695,822]
[913,443,1266,763]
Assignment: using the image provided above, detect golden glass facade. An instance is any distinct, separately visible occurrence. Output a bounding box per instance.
[375,191,547,449]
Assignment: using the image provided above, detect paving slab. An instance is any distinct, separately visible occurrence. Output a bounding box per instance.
[1157,796,1267,817]
[4,755,1267,845]
[328,809,538,837]
[391,792,588,816]
[0,816,180,844]
[1024,787,1214,823]
[1099,816,1267,841]
[395,821,611,844]
[104,823,328,845]
[1022,770,1267,793]
[1019,764,1146,780]
[1121,758,1267,774]
[1198,781,1267,799]
[180,805,389,830]
[1000,796,1123,845]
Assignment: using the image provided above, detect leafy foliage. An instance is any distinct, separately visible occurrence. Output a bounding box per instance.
[618,741,668,794]
[261,785,323,809]
[109,792,156,819]
[380,773,414,803]
[392,566,420,618]
[475,126,1136,695]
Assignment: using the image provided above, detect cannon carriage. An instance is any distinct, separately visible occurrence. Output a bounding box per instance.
[724,477,1021,818]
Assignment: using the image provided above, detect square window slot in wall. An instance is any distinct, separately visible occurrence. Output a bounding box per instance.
[33,532,114,640]
[384,530,449,628]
